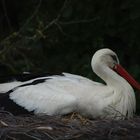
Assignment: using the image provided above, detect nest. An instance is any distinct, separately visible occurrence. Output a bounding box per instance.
[0,111,140,140]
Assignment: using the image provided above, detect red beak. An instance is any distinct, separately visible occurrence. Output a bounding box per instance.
[113,64,140,90]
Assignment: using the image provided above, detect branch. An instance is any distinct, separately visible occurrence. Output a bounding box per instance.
[43,0,69,31]
[2,0,12,31]
[0,0,42,45]
[18,0,42,33]
[54,22,71,37]
[56,0,69,20]
[59,17,100,25]
[42,0,99,36]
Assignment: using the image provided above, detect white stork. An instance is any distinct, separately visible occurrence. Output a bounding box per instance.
[0,48,139,119]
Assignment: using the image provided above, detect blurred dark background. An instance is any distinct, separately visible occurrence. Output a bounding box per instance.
[0,0,140,112]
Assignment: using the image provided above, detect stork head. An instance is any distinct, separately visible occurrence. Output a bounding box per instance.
[91,48,140,90]
[91,48,119,69]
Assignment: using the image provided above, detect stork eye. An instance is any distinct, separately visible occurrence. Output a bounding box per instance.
[110,55,118,63]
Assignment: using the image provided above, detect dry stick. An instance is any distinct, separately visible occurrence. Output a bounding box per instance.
[10,131,41,140]
[44,132,56,140]
[7,135,17,140]
[0,110,14,117]
[23,133,41,140]
[0,120,8,127]
[108,105,127,119]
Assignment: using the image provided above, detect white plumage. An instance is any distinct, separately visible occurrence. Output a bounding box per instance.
[0,48,139,119]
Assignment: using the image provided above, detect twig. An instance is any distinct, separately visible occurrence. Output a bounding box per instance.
[0,0,42,46]
[42,0,99,36]
[43,20,57,31]
[108,128,114,137]
[11,132,41,140]
[108,105,127,119]
[56,0,69,19]
[0,120,8,127]
[54,22,70,37]
[23,133,41,140]
[0,110,14,117]
[7,135,17,140]
[36,126,53,131]
[18,0,42,34]
[2,0,12,31]
[43,0,69,31]
[44,132,56,140]
[59,17,100,25]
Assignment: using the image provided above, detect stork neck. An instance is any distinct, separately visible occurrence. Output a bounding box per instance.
[93,64,131,88]
[94,64,136,118]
